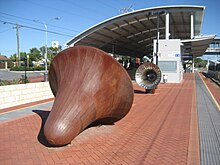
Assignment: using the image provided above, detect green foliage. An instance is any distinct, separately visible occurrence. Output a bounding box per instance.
[10,66,45,71]
[32,66,45,71]
[194,58,207,68]
[10,54,17,61]
[0,79,22,86]
[10,66,23,71]
[9,45,62,67]
[20,76,29,84]
[0,78,29,86]
[30,47,43,62]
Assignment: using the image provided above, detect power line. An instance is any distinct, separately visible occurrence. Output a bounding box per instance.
[0,28,13,34]
[0,12,80,33]
[23,0,94,20]
[0,20,74,37]
[60,0,107,18]
[0,11,35,22]
[95,0,118,10]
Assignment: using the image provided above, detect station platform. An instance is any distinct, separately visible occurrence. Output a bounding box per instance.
[0,73,219,165]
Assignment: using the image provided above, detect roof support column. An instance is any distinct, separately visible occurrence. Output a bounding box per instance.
[165,12,169,40]
[191,12,194,39]
[155,12,160,65]
[112,40,116,58]
[191,12,195,72]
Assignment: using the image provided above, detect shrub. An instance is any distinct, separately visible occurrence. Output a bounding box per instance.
[0,79,23,86]
[10,66,46,71]
[33,66,45,71]
[10,66,26,71]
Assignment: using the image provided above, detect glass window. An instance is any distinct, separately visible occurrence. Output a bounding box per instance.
[210,43,215,48]
[158,61,177,72]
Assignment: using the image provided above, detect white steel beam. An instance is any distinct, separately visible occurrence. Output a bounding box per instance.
[166,12,170,40]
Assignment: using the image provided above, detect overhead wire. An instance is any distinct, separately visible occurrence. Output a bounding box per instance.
[95,0,118,10]
[0,12,80,33]
[0,28,13,34]
[23,0,95,20]
[60,0,105,17]
[0,20,74,37]
[0,11,35,23]
[0,1,126,35]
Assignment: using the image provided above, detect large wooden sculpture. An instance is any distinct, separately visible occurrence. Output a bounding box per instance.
[44,46,134,146]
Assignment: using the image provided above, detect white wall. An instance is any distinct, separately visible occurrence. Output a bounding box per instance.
[154,39,184,83]
[0,82,54,109]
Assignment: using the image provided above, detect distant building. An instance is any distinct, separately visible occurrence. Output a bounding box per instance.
[203,38,220,61]
[0,55,11,69]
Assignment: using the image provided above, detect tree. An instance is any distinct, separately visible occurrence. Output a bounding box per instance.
[194,58,207,68]
[9,45,62,67]
[40,45,62,63]
[29,48,42,61]
[10,52,27,64]
[39,46,46,57]
[48,45,62,60]
[10,53,17,62]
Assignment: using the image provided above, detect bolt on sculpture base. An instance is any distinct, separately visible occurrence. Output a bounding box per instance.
[44,46,134,146]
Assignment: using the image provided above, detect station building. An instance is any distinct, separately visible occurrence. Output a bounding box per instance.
[65,5,216,83]
[203,38,220,61]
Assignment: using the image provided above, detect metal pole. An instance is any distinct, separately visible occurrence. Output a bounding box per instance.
[156,12,160,66]
[44,24,48,81]
[16,24,20,66]
[33,17,60,81]
[165,12,169,40]
[24,54,27,83]
[191,12,194,39]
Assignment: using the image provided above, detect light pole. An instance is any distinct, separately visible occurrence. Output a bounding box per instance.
[34,17,60,81]
[45,23,48,81]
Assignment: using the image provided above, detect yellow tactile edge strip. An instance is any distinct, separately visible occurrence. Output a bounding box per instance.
[199,73,220,111]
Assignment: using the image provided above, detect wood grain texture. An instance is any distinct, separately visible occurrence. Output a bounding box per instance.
[44,46,134,146]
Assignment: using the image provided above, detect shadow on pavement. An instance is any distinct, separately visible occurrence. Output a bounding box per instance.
[33,109,115,148]
[32,110,53,147]
[134,89,146,94]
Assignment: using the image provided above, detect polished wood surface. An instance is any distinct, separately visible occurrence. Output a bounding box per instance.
[44,46,134,146]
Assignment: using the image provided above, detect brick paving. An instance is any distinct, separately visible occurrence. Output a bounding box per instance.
[28,76,44,83]
[0,73,199,165]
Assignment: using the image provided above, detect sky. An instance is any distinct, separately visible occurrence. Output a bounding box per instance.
[0,0,219,57]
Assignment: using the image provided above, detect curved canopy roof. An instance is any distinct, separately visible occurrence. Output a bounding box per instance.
[182,35,216,57]
[66,5,206,58]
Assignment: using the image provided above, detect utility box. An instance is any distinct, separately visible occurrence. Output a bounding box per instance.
[153,39,183,83]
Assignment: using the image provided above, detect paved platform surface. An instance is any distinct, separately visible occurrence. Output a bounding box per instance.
[196,73,220,165]
[0,101,53,122]
[0,73,219,165]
